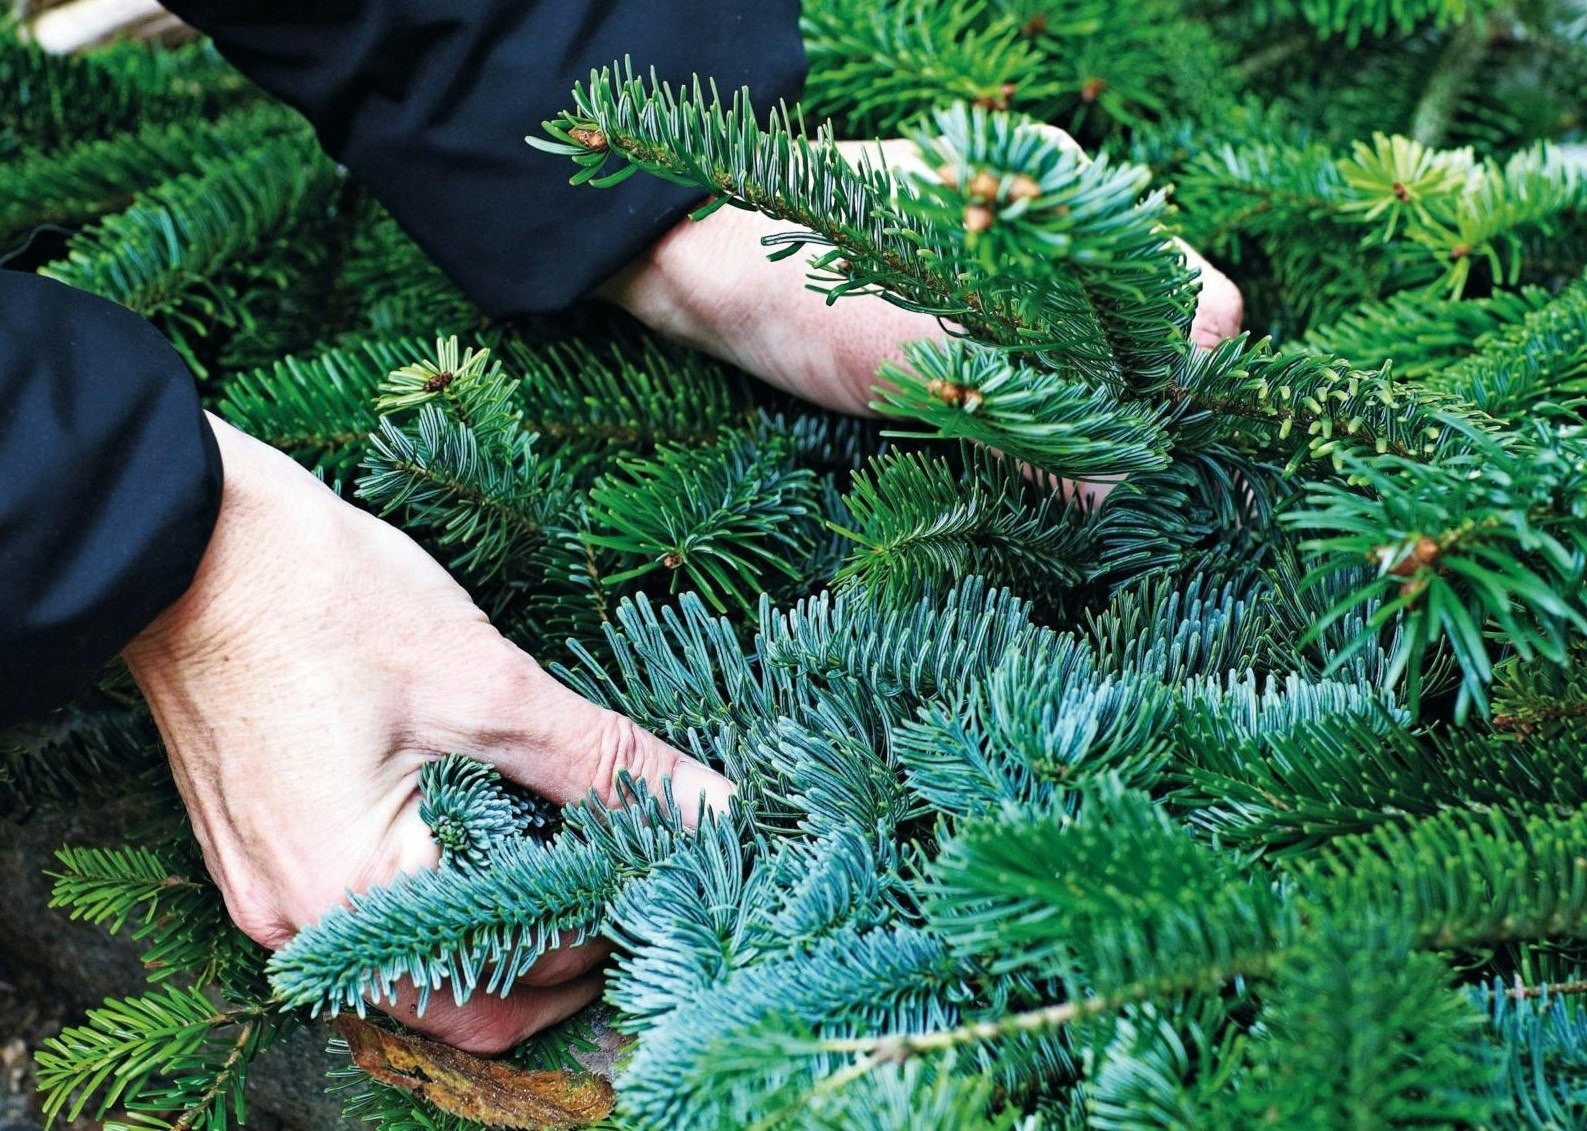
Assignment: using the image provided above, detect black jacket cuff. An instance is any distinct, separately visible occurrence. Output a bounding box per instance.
[161,0,809,317]
[0,271,221,724]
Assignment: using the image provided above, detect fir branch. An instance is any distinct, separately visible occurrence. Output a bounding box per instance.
[801,0,1062,135]
[584,429,820,613]
[268,782,687,1014]
[539,70,1197,375]
[41,129,339,319]
[417,755,553,871]
[360,406,565,583]
[35,987,278,1131]
[834,446,1093,605]
[1408,18,1491,146]
[0,103,302,254]
[1293,419,1587,719]
[872,338,1172,480]
[219,337,422,479]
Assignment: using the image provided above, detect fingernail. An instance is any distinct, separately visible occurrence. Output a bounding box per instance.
[671,759,736,828]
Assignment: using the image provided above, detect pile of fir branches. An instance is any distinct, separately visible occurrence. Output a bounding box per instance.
[4,1,1587,1127]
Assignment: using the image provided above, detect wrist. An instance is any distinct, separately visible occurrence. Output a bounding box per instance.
[595,206,749,352]
[123,415,323,685]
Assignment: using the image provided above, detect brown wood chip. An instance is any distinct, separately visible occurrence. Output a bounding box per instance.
[336,1016,616,1130]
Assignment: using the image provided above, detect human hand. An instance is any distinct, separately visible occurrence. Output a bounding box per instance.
[599,130,1243,416]
[123,415,732,1053]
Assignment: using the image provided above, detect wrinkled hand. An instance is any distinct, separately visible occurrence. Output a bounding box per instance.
[601,130,1243,415]
[123,416,733,1053]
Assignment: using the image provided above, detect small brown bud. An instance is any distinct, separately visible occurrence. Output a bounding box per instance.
[1381,536,1441,577]
[924,378,985,411]
[1392,182,1411,202]
[422,371,455,393]
[568,126,608,151]
[1081,77,1107,102]
[1008,174,1042,202]
[1494,714,1538,737]
[1451,245,1470,259]
[964,203,996,233]
[661,551,684,570]
[1000,82,1019,101]
[968,171,1001,201]
[937,163,961,187]
[1021,14,1047,36]
[1399,576,1427,599]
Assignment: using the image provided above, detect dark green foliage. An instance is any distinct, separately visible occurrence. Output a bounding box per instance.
[0,31,240,158]
[584,428,821,612]
[42,128,344,374]
[36,985,285,1131]
[14,5,1587,1131]
[1206,924,1501,1129]
[835,445,1093,606]
[0,103,301,257]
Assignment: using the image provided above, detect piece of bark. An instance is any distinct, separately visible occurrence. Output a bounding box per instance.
[336,1016,617,1130]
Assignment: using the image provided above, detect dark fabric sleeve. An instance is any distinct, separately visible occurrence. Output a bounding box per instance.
[160,0,809,318]
[0,271,222,725]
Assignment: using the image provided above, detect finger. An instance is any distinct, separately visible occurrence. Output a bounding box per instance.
[491,658,735,830]
[520,938,614,988]
[378,973,605,1056]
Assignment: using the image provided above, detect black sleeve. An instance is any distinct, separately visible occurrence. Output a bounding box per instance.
[160,0,809,318]
[0,271,222,725]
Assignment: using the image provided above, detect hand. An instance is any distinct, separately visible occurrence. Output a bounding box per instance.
[600,132,1243,415]
[123,416,733,1053]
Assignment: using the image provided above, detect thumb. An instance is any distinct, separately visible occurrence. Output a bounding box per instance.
[495,662,735,830]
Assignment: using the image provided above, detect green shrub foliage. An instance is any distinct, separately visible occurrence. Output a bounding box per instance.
[5,1,1587,1128]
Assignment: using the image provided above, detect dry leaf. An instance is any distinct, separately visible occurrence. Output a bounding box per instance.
[336,1015,615,1129]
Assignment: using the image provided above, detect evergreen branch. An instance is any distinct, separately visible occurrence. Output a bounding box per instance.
[219,337,423,479]
[584,429,820,613]
[801,0,1062,135]
[1255,0,1509,44]
[925,779,1297,992]
[504,337,752,456]
[0,30,235,156]
[360,407,563,582]
[0,104,303,254]
[268,781,687,1013]
[1298,806,1587,950]
[35,986,276,1131]
[1408,18,1491,146]
[1502,979,1587,1001]
[835,445,1093,605]
[1292,419,1587,719]
[536,66,1026,343]
[539,70,1197,377]
[417,755,553,871]
[872,338,1172,479]
[1295,285,1553,381]
[41,129,339,319]
[49,845,207,935]
[1429,271,1587,420]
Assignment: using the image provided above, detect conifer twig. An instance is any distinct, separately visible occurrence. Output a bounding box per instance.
[1409,19,1491,146]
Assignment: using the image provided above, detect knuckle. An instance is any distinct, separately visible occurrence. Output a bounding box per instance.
[221,886,294,951]
[589,710,661,805]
